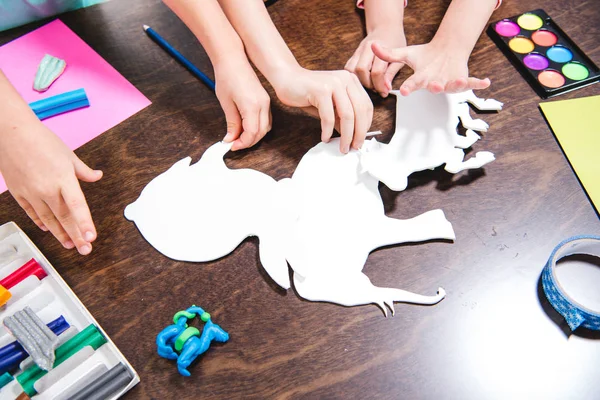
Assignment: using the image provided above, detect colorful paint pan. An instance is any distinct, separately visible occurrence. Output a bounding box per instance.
[495,20,520,37]
[517,13,544,30]
[523,54,549,71]
[538,70,565,88]
[532,30,557,47]
[562,63,589,81]
[547,46,572,63]
[487,9,600,98]
[509,37,535,54]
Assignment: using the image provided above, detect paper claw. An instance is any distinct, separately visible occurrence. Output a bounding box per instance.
[376,302,388,317]
[384,300,396,317]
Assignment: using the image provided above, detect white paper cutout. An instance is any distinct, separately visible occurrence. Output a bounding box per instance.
[125,89,502,315]
[125,140,454,314]
[285,139,455,316]
[360,90,503,191]
[124,142,296,289]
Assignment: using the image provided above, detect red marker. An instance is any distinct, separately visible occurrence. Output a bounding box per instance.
[0,259,47,290]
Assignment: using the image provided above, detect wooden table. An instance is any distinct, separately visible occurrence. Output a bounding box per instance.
[1,0,599,398]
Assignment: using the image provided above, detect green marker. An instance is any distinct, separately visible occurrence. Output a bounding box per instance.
[17,324,107,396]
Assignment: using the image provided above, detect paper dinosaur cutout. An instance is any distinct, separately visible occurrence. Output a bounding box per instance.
[360,90,503,191]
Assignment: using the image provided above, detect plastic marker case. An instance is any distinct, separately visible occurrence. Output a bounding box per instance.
[0,222,139,399]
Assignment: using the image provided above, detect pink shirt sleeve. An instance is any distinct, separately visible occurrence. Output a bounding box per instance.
[356,1,502,10]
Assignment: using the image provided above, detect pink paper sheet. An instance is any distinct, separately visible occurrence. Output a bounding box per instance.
[0,19,151,193]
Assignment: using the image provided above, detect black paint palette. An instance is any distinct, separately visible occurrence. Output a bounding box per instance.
[487,9,600,98]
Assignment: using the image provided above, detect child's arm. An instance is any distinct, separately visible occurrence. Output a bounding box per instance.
[217,0,373,153]
[372,0,498,96]
[345,0,406,98]
[163,0,271,150]
[0,70,102,255]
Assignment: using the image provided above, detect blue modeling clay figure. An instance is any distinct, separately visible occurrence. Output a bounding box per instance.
[156,316,187,360]
[156,305,229,376]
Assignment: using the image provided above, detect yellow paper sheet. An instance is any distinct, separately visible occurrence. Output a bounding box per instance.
[540,95,600,214]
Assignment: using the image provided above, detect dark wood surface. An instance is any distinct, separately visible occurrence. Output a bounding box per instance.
[1,0,600,398]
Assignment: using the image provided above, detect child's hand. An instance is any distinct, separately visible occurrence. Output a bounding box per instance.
[272,67,373,153]
[0,123,102,255]
[345,27,406,98]
[372,41,490,96]
[215,59,272,151]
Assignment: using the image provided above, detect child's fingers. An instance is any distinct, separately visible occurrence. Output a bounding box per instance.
[468,77,491,90]
[221,100,243,143]
[444,79,460,93]
[427,81,445,94]
[371,42,411,65]
[332,89,355,154]
[316,96,335,143]
[345,40,368,73]
[232,107,260,151]
[251,104,272,148]
[381,62,404,96]
[62,174,96,243]
[267,108,273,134]
[400,81,415,96]
[354,48,375,89]
[344,52,360,75]
[47,188,88,255]
[248,108,271,147]
[346,77,373,150]
[60,180,96,255]
[31,198,73,250]
[444,78,467,93]
[399,74,425,96]
[14,196,46,232]
[73,157,103,184]
[371,58,390,96]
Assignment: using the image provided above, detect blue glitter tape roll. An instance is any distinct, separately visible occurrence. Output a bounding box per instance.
[542,235,600,331]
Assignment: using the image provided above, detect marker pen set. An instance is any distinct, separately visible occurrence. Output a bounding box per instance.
[487,9,600,98]
[0,222,139,400]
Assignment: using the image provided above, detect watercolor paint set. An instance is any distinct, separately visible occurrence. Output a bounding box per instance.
[0,222,139,400]
[487,9,600,98]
